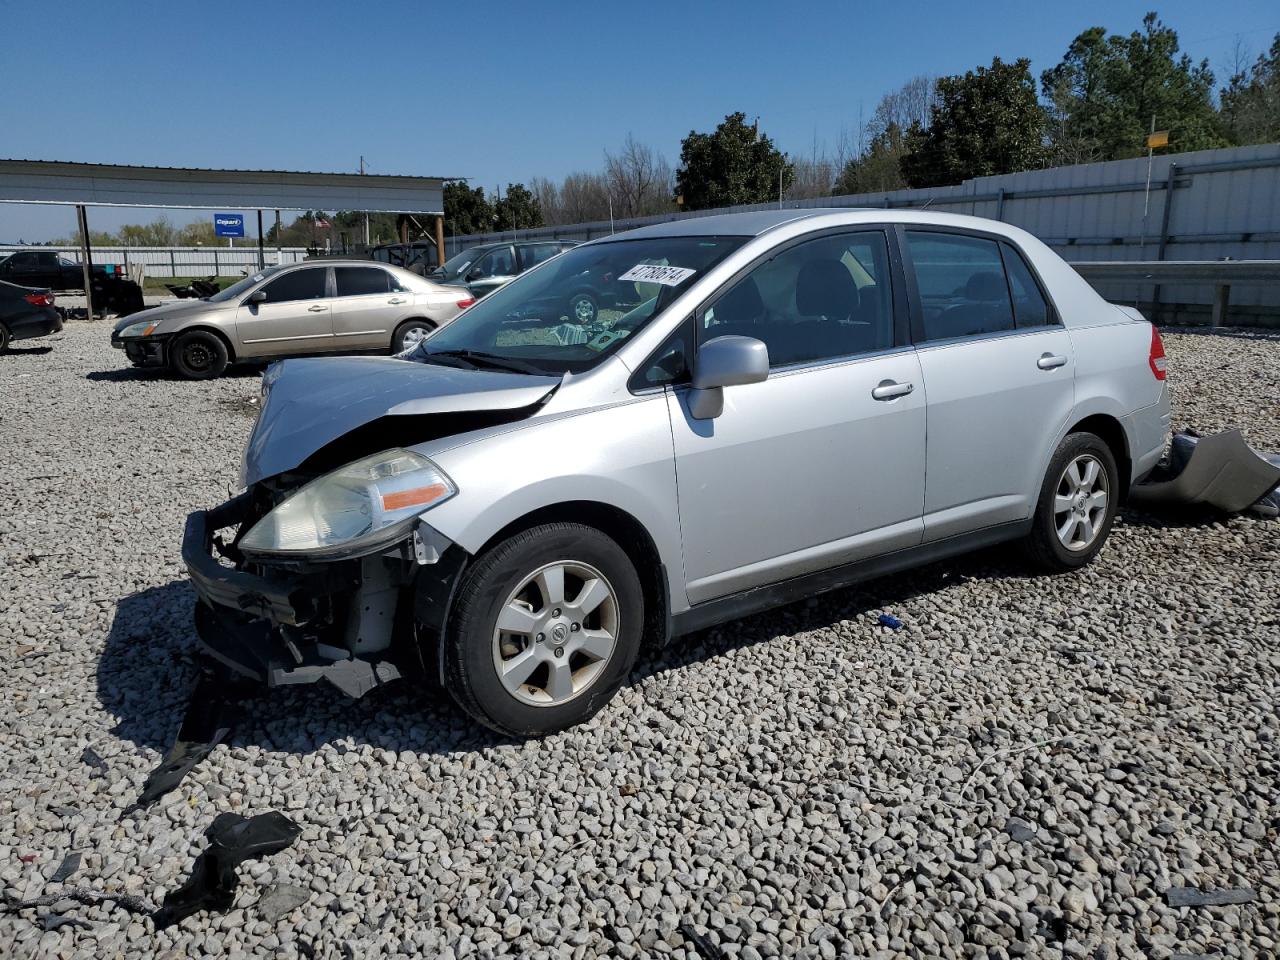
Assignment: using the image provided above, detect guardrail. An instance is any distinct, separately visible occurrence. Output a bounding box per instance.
[1071,260,1280,327]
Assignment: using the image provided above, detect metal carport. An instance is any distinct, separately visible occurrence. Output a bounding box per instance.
[0,159,456,317]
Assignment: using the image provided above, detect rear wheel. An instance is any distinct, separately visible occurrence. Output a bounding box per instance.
[1023,432,1119,571]
[0,323,10,352]
[393,319,435,353]
[169,330,229,380]
[442,523,643,736]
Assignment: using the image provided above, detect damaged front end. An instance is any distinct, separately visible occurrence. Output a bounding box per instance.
[184,354,560,698]
[184,486,464,698]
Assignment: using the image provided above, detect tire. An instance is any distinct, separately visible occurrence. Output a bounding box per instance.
[393,319,435,353]
[169,330,229,380]
[0,323,10,352]
[1023,431,1120,572]
[442,522,644,736]
[567,291,598,325]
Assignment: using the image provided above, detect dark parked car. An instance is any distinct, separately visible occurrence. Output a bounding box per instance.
[369,240,438,275]
[430,240,578,302]
[0,281,62,350]
[0,251,144,316]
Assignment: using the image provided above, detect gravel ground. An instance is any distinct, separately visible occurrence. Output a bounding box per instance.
[1,323,1277,960]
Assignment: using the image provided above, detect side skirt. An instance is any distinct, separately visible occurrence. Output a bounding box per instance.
[670,519,1031,638]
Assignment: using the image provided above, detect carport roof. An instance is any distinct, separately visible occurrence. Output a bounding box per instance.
[0,159,461,214]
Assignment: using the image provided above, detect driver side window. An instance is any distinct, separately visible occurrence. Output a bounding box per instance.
[258,267,327,303]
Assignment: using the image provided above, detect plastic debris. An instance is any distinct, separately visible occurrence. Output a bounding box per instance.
[877,613,905,630]
[1165,886,1255,907]
[127,664,246,813]
[51,853,81,884]
[1130,429,1280,514]
[152,811,302,930]
[1,887,151,916]
[679,919,727,960]
[80,747,108,777]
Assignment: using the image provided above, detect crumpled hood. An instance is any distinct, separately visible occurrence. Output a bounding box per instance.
[243,356,560,486]
[112,299,217,332]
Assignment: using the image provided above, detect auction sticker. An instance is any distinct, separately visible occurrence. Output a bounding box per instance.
[618,264,696,286]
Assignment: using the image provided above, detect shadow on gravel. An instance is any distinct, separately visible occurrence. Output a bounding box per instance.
[98,581,502,760]
[101,544,1048,758]
[0,344,55,356]
[1116,504,1238,530]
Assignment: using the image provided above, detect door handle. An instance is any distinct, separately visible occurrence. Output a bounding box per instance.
[307,304,327,312]
[872,379,914,401]
[388,297,407,304]
[1037,353,1068,370]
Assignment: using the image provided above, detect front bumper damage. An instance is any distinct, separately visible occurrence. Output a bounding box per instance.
[111,333,171,366]
[183,492,464,697]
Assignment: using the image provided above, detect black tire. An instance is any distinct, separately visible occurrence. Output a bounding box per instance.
[169,330,229,380]
[442,522,644,736]
[392,319,435,353]
[1023,431,1120,572]
[0,323,10,352]
[567,291,598,325]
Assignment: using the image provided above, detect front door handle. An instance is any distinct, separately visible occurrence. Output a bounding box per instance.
[307,304,327,313]
[872,379,914,401]
[1038,353,1068,370]
[388,297,407,304]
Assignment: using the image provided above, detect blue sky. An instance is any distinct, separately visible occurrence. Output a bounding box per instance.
[2,0,1275,242]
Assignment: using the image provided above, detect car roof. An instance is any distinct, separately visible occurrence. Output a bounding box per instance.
[606,207,1031,242]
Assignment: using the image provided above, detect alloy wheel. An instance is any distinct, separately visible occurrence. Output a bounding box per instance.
[491,560,619,706]
[1054,454,1109,550]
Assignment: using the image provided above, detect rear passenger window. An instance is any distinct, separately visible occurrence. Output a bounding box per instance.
[518,244,561,270]
[335,266,392,297]
[699,230,895,368]
[259,267,327,303]
[905,232,1014,341]
[1001,243,1053,328]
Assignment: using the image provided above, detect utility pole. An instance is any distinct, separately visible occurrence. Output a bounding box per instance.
[360,156,370,247]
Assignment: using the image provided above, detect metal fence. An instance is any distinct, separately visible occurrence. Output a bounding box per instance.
[0,245,310,279]
[445,142,1280,325]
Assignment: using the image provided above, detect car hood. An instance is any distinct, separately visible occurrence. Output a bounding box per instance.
[243,356,560,486]
[112,298,220,332]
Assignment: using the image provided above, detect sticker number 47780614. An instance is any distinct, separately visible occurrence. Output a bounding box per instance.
[617,264,697,286]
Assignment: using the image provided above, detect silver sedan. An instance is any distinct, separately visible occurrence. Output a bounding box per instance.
[111,259,475,379]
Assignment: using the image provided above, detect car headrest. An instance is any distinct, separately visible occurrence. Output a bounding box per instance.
[796,260,859,319]
[962,271,1006,301]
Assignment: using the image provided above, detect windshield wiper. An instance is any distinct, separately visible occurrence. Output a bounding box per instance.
[425,349,547,375]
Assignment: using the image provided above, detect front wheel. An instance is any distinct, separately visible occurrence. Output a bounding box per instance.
[567,291,598,325]
[1023,431,1119,571]
[442,523,644,736]
[393,319,435,353]
[169,330,229,380]
[0,323,10,352]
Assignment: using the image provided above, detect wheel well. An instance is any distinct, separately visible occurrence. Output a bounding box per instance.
[1068,414,1131,496]
[395,316,436,333]
[479,501,669,650]
[177,325,236,362]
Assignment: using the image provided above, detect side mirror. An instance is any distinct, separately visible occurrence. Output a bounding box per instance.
[688,335,769,419]
[249,290,268,304]
[466,269,483,282]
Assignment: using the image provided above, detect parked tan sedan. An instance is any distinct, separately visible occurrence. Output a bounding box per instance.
[111,260,475,379]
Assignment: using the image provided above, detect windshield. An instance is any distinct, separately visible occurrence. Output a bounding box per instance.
[438,245,488,279]
[207,266,283,302]
[406,235,746,375]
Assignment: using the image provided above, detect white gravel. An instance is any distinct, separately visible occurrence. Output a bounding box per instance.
[1,322,1277,960]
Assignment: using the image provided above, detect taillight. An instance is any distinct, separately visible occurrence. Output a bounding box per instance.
[1148,326,1167,381]
[23,292,53,307]
[456,298,476,309]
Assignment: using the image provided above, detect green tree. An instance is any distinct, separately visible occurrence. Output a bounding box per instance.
[834,124,908,194]
[1221,34,1280,145]
[177,221,218,245]
[117,216,179,246]
[900,58,1048,187]
[443,181,494,235]
[675,112,793,211]
[1041,14,1226,162]
[493,183,543,231]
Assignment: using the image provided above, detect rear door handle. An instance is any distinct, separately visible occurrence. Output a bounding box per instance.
[388,297,407,304]
[1038,353,1068,370]
[872,380,914,401]
[307,304,327,312]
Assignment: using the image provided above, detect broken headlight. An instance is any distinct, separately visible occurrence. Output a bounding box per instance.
[238,449,456,557]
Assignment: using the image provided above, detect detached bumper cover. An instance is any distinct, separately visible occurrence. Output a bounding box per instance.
[1130,429,1280,514]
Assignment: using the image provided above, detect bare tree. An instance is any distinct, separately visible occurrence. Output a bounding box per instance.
[530,176,562,225]
[868,75,937,139]
[558,171,612,223]
[604,134,674,217]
